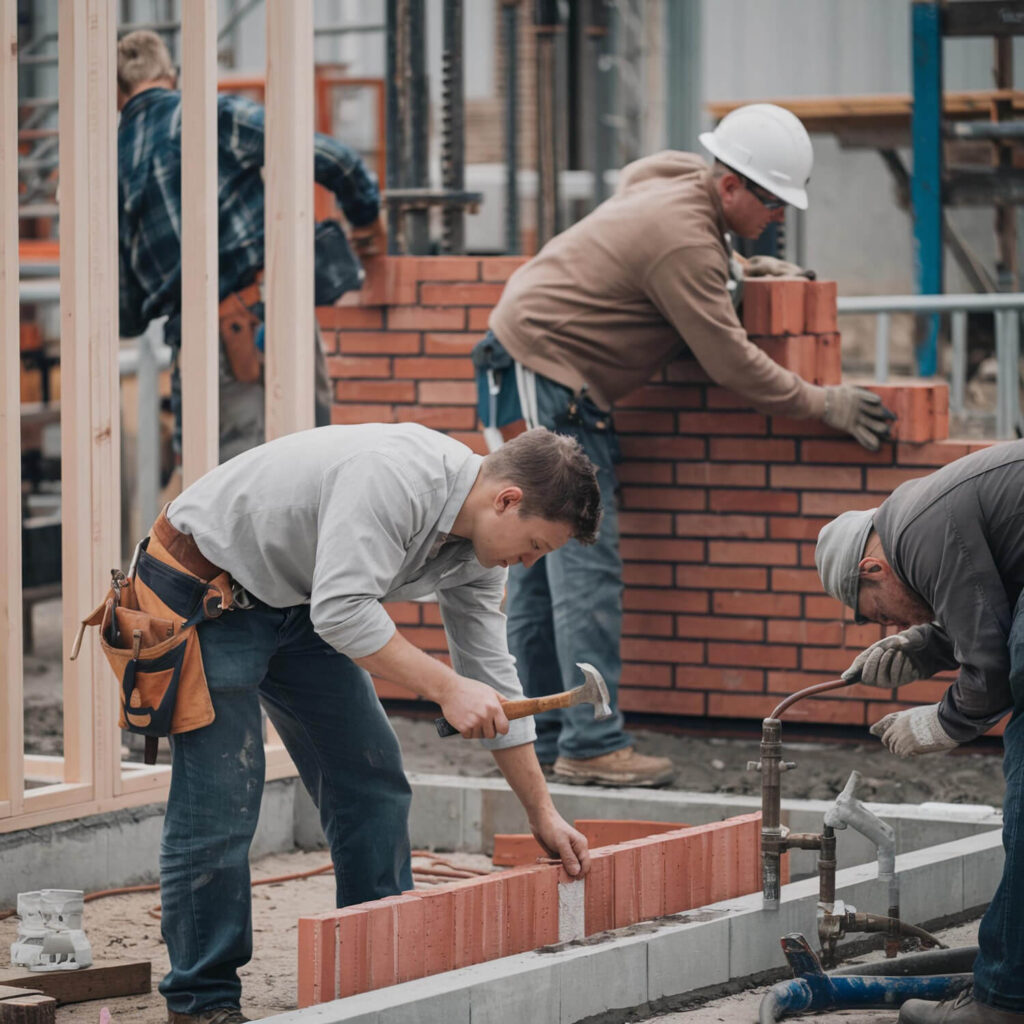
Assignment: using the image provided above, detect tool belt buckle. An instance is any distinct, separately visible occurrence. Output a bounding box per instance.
[231,580,255,611]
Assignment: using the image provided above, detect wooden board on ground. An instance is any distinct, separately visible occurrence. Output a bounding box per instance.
[0,961,150,1005]
[0,985,57,1024]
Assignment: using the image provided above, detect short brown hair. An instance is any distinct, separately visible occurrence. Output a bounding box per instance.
[117,30,175,96]
[481,428,602,544]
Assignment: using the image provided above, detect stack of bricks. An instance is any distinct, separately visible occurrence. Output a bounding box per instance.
[317,257,990,731]
[297,812,763,1006]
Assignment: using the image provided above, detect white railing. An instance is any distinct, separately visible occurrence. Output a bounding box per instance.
[837,292,1024,439]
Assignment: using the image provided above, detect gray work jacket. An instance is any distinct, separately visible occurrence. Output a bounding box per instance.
[168,423,534,750]
[874,439,1024,741]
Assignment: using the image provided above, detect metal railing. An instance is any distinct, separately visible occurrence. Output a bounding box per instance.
[837,292,1024,438]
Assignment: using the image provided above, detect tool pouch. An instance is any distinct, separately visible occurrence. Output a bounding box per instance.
[218,285,263,384]
[72,541,233,761]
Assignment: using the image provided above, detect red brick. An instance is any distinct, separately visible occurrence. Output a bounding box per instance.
[676,615,764,642]
[713,591,801,618]
[625,588,709,613]
[418,380,476,404]
[452,877,485,968]
[392,895,426,984]
[617,462,675,485]
[618,688,705,716]
[767,620,843,645]
[664,360,712,384]
[386,602,423,625]
[616,409,678,433]
[801,646,853,674]
[709,539,797,566]
[330,404,394,425]
[677,462,767,487]
[677,565,768,590]
[804,594,847,619]
[423,331,479,355]
[339,331,421,354]
[622,662,674,687]
[394,404,477,430]
[621,638,704,663]
[676,412,768,435]
[896,439,990,465]
[866,466,930,492]
[387,306,466,331]
[663,830,703,913]
[417,888,455,976]
[754,334,836,385]
[621,486,706,511]
[298,911,338,1006]
[705,385,752,410]
[637,837,667,920]
[769,516,828,540]
[843,621,886,648]
[801,490,879,516]
[771,567,825,592]
[467,307,492,330]
[492,834,545,866]
[674,513,765,538]
[420,282,506,306]
[575,820,687,847]
[675,664,765,692]
[359,257,419,305]
[710,488,799,514]
[619,436,707,461]
[620,511,674,535]
[326,355,392,378]
[742,278,807,334]
[624,563,674,586]
[415,256,481,281]
[800,439,893,465]
[804,280,838,333]
[771,464,864,490]
[624,612,675,638]
[621,538,704,562]
[707,642,797,669]
[448,430,490,454]
[706,823,739,903]
[481,255,528,281]
[336,380,416,403]
[317,305,384,329]
[611,843,641,929]
[864,381,949,443]
[618,384,705,409]
[584,851,616,935]
[393,356,473,380]
[709,437,797,462]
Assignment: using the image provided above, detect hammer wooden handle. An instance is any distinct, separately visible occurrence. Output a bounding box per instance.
[434,693,573,738]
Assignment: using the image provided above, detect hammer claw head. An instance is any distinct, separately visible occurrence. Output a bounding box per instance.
[575,662,612,720]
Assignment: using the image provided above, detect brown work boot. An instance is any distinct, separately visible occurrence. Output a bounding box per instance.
[168,1010,250,1024]
[899,988,1024,1022]
[552,747,676,787]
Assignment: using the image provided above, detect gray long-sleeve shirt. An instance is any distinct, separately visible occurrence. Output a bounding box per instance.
[168,423,534,749]
[874,439,1024,741]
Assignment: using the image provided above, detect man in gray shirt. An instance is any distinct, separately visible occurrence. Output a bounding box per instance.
[155,423,600,1024]
[814,440,1024,1023]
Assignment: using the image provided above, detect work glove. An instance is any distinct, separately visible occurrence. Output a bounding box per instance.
[823,385,897,451]
[744,255,816,280]
[842,623,947,688]
[869,704,958,758]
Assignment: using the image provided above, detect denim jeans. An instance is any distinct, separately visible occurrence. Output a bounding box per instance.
[974,589,1024,1011]
[505,373,629,762]
[158,600,413,1015]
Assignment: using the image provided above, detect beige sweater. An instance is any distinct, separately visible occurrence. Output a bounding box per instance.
[489,151,826,417]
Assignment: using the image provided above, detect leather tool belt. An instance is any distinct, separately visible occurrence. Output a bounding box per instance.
[72,507,233,763]
[218,273,264,383]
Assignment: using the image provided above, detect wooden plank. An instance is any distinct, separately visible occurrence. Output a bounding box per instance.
[57,0,121,798]
[180,0,219,484]
[264,0,315,441]
[0,962,150,1006]
[0,988,45,1001]
[0,0,24,816]
[943,1,1024,37]
[0,993,56,1024]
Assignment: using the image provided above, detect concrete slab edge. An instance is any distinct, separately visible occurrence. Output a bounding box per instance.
[261,828,1004,1024]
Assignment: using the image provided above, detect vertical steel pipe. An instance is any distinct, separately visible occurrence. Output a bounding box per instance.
[407,0,430,254]
[874,312,891,383]
[503,0,520,254]
[534,0,561,247]
[440,0,465,254]
[759,717,784,910]
[587,0,609,208]
[950,310,967,416]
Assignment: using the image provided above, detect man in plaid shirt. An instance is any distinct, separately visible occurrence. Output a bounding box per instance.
[117,30,383,463]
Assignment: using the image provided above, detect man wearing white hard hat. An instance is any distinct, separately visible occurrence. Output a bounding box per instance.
[815,440,1024,1023]
[473,102,896,788]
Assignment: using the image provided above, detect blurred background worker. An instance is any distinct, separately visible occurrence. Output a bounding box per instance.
[475,103,895,787]
[815,440,1024,1024]
[116,30,384,465]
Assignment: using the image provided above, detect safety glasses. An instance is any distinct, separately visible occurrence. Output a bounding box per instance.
[741,174,787,211]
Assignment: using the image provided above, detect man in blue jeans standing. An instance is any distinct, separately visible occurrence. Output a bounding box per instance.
[482,103,895,786]
[141,423,597,1023]
[815,440,1024,1023]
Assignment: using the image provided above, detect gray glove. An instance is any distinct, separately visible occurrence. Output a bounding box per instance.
[842,623,946,687]
[823,385,896,451]
[869,704,958,757]
[744,255,816,280]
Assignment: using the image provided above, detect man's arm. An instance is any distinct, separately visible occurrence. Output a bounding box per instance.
[312,132,381,229]
[490,744,590,877]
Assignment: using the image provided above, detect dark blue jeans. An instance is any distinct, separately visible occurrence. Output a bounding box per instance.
[505,373,629,762]
[974,590,1024,1011]
[158,601,412,1015]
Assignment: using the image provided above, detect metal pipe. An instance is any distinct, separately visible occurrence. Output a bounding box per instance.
[839,292,1024,314]
[502,1,520,254]
[440,0,465,254]
[874,312,891,383]
[407,0,430,254]
[951,310,967,415]
[757,717,785,910]
[534,0,562,247]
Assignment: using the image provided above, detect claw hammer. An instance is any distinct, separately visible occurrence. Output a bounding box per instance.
[435,662,611,738]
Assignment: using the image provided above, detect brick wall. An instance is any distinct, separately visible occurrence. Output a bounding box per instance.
[317,257,991,732]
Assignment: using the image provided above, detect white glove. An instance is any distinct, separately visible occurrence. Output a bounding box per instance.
[823,385,896,452]
[843,624,937,687]
[869,704,958,757]
[744,255,816,280]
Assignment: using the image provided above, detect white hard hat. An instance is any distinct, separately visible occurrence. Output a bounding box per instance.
[699,103,813,211]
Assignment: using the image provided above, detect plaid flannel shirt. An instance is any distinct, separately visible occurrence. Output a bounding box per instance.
[117,87,380,338]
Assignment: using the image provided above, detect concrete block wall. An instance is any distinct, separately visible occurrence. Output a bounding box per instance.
[296,812,763,1007]
[318,257,993,729]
